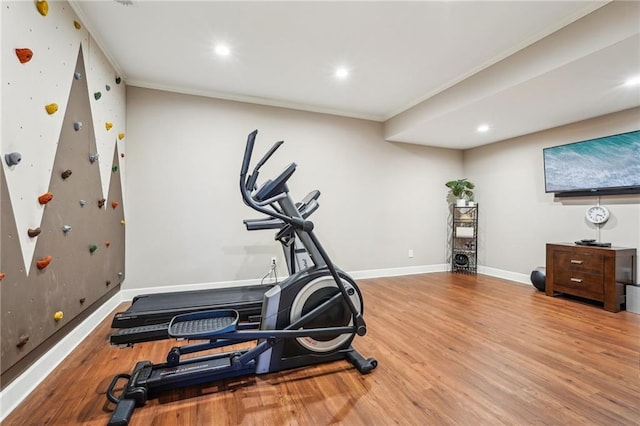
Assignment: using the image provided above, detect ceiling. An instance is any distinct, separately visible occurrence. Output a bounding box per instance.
[69,1,640,149]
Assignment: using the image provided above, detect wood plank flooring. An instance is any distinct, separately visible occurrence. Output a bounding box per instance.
[3,272,639,425]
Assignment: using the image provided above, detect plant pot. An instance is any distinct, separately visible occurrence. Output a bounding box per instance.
[456,199,466,207]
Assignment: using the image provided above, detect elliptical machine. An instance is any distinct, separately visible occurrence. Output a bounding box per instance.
[105,130,377,425]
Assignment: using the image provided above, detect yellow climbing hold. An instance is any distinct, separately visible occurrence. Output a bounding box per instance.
[118,133,125,140]
[74,20,81,29]
[36,0,48,16]
[105,122,113,131]
[54,311,63,321]
[45,103,58,115]
[120,220,126,225]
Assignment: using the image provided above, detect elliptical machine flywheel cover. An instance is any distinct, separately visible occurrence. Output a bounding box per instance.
[289,274,362,353]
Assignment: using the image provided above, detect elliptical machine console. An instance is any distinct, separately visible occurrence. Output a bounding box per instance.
[105,130,377,425]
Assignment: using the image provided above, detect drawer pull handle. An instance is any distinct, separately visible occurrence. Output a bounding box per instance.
[570,278,583,283]
[570,260,583,264]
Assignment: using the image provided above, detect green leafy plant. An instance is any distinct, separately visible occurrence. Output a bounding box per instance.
[445,178,475,201]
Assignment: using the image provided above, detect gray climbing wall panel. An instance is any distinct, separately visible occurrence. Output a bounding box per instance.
[0,46,125,387]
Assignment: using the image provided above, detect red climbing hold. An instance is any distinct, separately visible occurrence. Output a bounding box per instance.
[38,192,53,205]
[37,255,52,270]
[112,201,119,209]
[0,272,5,281]
[15,48,33,64]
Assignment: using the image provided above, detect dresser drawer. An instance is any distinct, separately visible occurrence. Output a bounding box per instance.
[554,269,604,301]
[554,250,604,274]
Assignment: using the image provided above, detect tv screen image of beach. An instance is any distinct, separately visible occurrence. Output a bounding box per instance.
[543,130,640,194]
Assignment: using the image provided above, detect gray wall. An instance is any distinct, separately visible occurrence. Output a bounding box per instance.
[124,87,461,291]
[464,107,640,278]
[124,87,638,291]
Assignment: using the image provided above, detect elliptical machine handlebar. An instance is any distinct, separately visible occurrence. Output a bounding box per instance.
[240,130,312,231]
[240,129,366,336]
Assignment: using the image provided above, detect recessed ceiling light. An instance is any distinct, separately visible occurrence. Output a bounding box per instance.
[214,44,230,57]
[477,124,490,133]
[335,67,349,79]
[624,75,640,86]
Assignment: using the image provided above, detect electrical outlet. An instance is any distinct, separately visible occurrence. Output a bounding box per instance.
[408,249,414,258]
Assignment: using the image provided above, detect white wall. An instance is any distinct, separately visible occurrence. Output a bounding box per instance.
[464,107,640,278]
[124,87,461,291]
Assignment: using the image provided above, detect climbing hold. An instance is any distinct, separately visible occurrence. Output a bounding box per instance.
[118,272,123,278]
[115,76,121,84]
[120,152,125,158]
[106,84,111,91]
[16,335,29,348]
[0,272,5,281]
[38,192,53,205]
[105,241,111,247]
[89,244,98,254]
[36,0,48,16]
[45,103,58,114]
[74,20,81,29]
[89,153,99,163]
[44,103,58,116]
[54,311,64,321]
[15,48,33,64]
[37,255,52,270]
[5,152,22,166]
[94,92,102,100]
[79,298,86,304]
[79,199,87,207]
[98,198,106,208]
[106,280,111,286]
[105,122,113,131]
[74,72,81,80]
[111,201,119,209]
[120,220,126,225]
[112,165,118,173]
[118,133,125,140]
[28,227,41,238]
[61,169,72,179]
[62,225,72,233]
[73,122,83,131]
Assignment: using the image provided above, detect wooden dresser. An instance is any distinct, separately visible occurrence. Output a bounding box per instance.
[546,243,636,312]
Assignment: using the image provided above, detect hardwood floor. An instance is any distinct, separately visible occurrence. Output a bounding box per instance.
[4,272,639,425]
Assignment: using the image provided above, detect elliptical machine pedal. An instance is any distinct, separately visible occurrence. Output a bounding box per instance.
[168,309,239,339]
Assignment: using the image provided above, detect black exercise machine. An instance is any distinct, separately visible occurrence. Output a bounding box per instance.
[105,129,376,425]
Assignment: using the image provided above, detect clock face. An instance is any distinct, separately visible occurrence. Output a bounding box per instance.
[586,206,610,224]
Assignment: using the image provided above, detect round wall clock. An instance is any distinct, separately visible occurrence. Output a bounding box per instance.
[585,205,610,224]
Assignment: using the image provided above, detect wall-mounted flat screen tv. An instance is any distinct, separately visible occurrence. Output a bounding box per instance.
[543,130,640,197]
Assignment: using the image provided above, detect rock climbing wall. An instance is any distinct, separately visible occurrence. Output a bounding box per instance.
[1,1,126,386]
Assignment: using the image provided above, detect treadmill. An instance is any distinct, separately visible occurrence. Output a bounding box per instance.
[109,191,320,346]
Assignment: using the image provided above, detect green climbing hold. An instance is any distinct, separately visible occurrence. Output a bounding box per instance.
[115,76,121,84]
[94,92,102,100]
[112,165,118,173]
[89,244,98,254]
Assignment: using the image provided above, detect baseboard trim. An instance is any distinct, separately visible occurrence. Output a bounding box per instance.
[478,266,532,286]
[0,291,125,422]
[350,264,449,280]
[0,263,528,420]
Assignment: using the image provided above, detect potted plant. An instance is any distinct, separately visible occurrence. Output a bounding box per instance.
[445,178,475,206]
